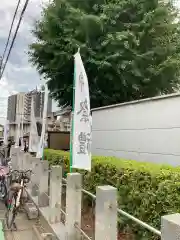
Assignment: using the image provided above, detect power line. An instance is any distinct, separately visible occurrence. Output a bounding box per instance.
[0,0,30,80]
[1,0,21,69]
[0,57,2,70]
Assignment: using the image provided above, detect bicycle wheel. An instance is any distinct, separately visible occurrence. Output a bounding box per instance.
[5,190,17,229]
[0,180,7,200]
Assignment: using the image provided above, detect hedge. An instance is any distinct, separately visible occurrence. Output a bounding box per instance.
[44,149,180,239]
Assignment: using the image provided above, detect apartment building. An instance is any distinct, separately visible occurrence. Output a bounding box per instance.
[24,90,52,122]
[7,89,52,139]
[16,93,25,123]
[7,94,17,123]
[24,91,32,122]
[7,93,26,123]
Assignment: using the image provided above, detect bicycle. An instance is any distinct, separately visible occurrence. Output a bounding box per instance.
[0,166,9,201]
[0,160,13,201]
[5,169,32,230]
[0,146,11,166]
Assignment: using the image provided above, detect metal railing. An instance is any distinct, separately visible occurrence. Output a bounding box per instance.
[9,148,162,240]
[62,177,161,238]
[30,176,94,239]
[29,172,161,240]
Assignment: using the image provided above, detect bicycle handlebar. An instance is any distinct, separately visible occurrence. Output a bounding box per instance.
[7,169,33,179]
[9,169,32,174]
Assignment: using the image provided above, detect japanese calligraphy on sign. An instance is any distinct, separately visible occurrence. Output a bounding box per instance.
[77,132,91,155]
[77,98,90,123]
[72,51,92,171]
[79,72,84,92]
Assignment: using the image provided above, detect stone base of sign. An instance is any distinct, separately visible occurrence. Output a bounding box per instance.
[24,202,38,220]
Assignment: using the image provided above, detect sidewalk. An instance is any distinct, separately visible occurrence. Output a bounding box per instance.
[0,201,38,240]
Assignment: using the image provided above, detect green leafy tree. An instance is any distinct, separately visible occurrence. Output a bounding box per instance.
[29,0,180,108]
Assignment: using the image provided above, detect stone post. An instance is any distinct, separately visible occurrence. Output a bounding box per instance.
[10,145,15,158]
[23,152,30,170]
[95,185,117,240]
[49,166,62,224]
[38,160,49,207]
[161,213,180,239]
[18,150,24,170]
[31,158,41,197]
[28,155,34,170]
[65,173,82,240]
[16,148,21,170]
[10,146,17,170]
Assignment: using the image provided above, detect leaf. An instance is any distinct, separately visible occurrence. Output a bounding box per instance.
[29,0,180,108]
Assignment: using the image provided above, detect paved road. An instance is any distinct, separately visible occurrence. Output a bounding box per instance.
[0,201,39,240]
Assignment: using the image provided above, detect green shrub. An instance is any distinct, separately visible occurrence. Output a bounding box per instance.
[44,149,180,239]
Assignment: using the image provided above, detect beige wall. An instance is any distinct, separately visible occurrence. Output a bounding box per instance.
[92,93,180,166]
